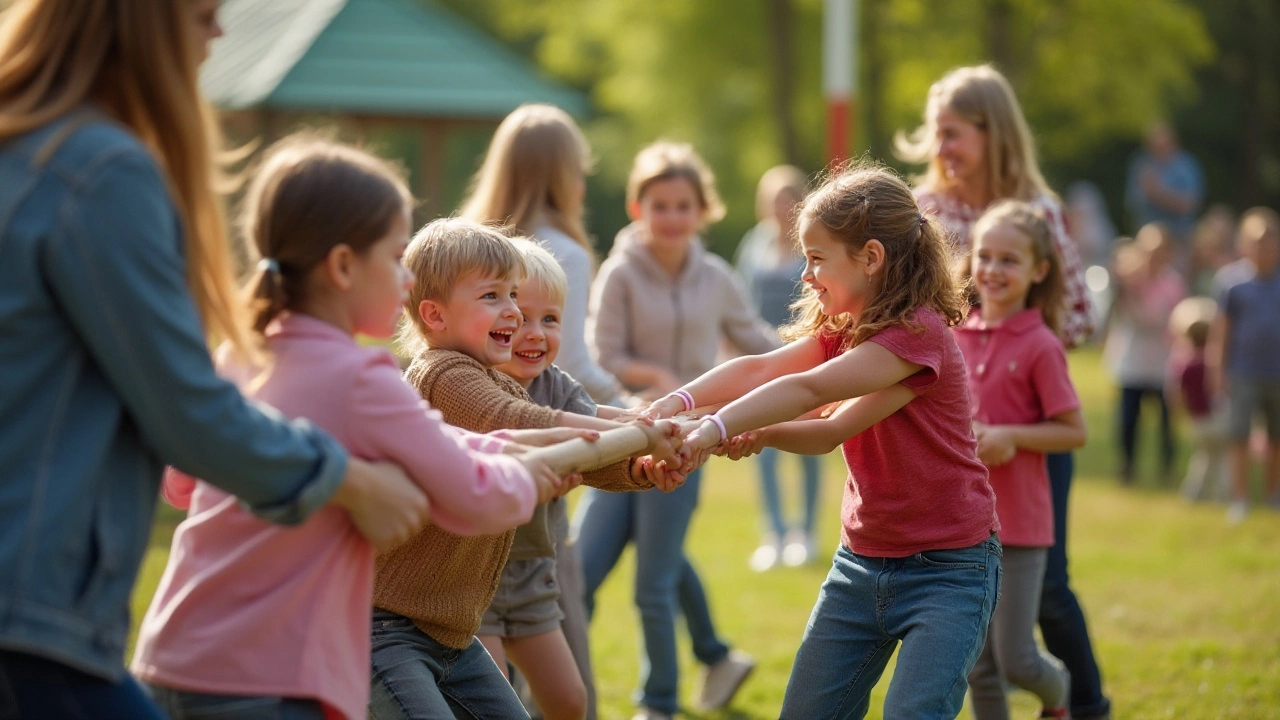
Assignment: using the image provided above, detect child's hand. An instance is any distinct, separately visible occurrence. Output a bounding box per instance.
[975,427,1016,466]
[642,419,683,466]
[555,472,584,499]
[503,427,601,447]
[641,393,685,421]
[683,417,724,455]
[514,454,565,504]
[631,456,686,492]
[334,459,431,552]
[717,430,765,460]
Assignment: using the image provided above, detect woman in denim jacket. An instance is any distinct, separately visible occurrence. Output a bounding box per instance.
[0,2,430,717]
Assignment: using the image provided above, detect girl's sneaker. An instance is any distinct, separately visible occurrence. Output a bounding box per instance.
[748,534,782,572]
[696,649,755,711]
[781,530,816,567]
[1039,708,1071,719]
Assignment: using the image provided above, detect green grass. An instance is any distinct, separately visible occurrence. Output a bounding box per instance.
[129,349,1280,719]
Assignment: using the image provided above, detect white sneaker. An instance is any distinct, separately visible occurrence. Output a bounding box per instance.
[781,530,816,567]
[1227,500,1248,525]
[696,649,755,711]
[630,708,671,720]
[748,535,781,572]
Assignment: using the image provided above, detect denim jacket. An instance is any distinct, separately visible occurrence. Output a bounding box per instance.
[0,113,349,681]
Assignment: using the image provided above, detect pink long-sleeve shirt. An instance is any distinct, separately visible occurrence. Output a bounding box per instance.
[131,313,537,720]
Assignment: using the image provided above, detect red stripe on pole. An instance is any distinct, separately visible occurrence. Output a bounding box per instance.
[827,98,849,165]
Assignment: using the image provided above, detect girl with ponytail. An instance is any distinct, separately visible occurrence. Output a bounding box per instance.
[131,135,564,720]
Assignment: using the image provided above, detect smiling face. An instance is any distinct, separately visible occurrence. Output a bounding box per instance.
[495,280,563,388]
[970,220,1046,318]
[799,219,874,318]
[348,212,413,339]
[934,108,988,186]
[634,177,703,252]
[422,272,522,366]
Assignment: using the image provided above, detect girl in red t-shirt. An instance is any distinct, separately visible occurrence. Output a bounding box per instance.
[954,201,1087,720]
[646,164,1000,719]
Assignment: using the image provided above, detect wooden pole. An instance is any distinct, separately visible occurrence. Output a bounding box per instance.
[522,419,703,476]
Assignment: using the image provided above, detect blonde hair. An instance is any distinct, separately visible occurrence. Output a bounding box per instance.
[894,65,1052,203]
[755,164,808,222]
[516,241,568,309]
[783,163,966,349]
[971,201,1065,335]
[626,141,726,223]
[399,218,525,353]
[0,0,252,354]
[460,104,594,258]
[239,134,413,334]
[1239,206,1280,246]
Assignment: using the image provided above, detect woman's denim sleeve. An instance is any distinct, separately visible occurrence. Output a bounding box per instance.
[41,148,347,524]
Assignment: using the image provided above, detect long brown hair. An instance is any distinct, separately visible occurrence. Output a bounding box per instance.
[460,104,594,258]
[894,64,1053,203]
[239,134,412,334]
[971,201,1065,335]
[0,0,251,352]
[783,164,966,349]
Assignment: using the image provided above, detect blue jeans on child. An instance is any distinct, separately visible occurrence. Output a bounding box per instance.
[757,447,821,538]
[778,536,1002,720]
[0,650,168,720]
[1039,452,1111,718]
[148,685,326,720]
[573,469,731,714]
[368,610,528,720]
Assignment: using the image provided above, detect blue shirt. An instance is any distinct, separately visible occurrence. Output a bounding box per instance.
[0,112,348,680]
[1224,271,1280,381]
[1125,149,1204,238]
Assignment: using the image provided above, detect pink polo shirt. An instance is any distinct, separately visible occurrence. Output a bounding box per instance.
[953,308,1080,548]
[131,314,537,720]
[822,308,998,558]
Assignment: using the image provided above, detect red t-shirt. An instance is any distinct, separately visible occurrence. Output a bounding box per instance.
[953,308,1080,547]
[821,308,998,558]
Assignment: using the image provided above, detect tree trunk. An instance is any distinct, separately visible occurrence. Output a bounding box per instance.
[984,0,1015,77]
[767,0,800,166]
[861,0,885,160]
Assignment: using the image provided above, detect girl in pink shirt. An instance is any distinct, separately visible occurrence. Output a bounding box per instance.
[131,137,570,720]
[954,201,1087,720]
[648,165,1000,719]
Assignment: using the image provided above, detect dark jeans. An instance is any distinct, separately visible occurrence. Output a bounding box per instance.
[0,651,166,720]
[1039,452,1112,718]
[1118,385,1173,480]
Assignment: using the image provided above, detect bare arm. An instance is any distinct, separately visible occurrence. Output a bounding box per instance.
[759,384,918,455]
[647,337,827,418]
[978,409,1087,460]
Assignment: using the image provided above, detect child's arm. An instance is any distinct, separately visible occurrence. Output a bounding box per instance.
[1206,309,1230,396]
[750,384,919,455]
[161,467,197,510]
[647,336,828,418]
[974,409,1086,466]
[589,261,679,395]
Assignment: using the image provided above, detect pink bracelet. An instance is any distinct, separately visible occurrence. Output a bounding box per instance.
[670,389,695,412]
[704,415,728,444]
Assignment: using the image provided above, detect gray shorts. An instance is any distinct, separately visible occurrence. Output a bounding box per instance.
[477,556,563,639]
[1226,378,1280,442]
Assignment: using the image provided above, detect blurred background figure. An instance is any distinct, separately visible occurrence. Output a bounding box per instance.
[1105,223,1187,485]
[1125,121,1204,251]
[1066,180,1119,269]
[1188,204,1237,297]
[1166,297,1228,502]
[733,165,823,571]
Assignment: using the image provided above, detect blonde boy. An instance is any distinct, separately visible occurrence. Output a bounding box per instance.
[370,219,679,720]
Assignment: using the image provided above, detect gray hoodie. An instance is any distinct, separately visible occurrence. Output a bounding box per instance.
[588,223,781,385]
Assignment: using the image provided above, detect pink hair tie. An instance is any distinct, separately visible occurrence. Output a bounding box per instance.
[672,389,695,412]
[705,415,728,444]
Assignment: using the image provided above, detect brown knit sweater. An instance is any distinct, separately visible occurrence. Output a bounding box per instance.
[372,348,643,648]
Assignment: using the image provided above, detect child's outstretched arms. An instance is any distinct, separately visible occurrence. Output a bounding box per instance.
[645,337,828,419]
[723,384,919,458]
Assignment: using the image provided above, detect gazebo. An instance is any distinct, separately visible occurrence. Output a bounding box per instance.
[201,0,587,216]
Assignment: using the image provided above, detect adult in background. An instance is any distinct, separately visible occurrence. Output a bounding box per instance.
[734,165,823,571]
[896,64,1111,720]
[0,1,429,716]
[1125,121,1204,246]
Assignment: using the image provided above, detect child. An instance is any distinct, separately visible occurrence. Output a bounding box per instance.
[650,164,1001,719]
[1167,297,1227,502]
[478,242,656,720]
[1104,222,1186,484]
[734,164,823,571]
[370,219,680,720]
[130,137,564,720]
[1211,207,1280,523]
[956,201,1085,720]
[577,141,776,719]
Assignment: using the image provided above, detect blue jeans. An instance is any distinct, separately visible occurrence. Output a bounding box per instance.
[757,447,821,537]
[1118,385,1173,480]
[1039,452,1111,718]
[779,537,1002,720]
[0,650,166,720]
[148,685,326,720]
[573,470,730,714]
[368,610,528,720]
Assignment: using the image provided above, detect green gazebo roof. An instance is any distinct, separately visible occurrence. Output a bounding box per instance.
[200,0,587,118]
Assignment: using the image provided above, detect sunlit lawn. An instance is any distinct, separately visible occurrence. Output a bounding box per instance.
[130,348,1280,719]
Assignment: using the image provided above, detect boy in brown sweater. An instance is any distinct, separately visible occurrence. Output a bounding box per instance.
[370,219,682,720]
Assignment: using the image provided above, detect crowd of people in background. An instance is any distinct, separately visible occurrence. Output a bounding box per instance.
[3,1,1279,720]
